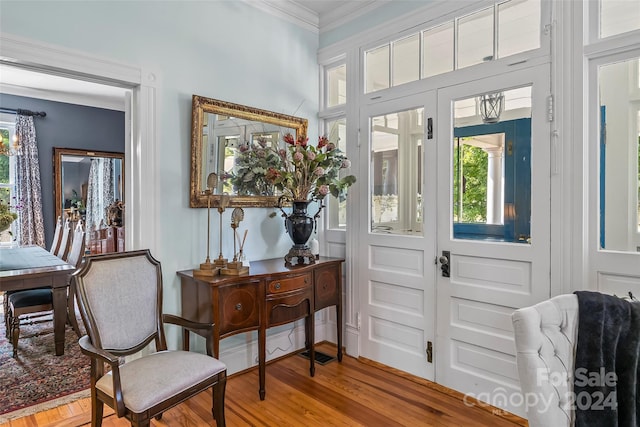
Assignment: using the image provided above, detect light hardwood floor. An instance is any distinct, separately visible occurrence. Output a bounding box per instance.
[2,343,527,427]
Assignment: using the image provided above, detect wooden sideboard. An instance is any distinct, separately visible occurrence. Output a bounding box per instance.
[177,257,343,400]
[88,226,124,254]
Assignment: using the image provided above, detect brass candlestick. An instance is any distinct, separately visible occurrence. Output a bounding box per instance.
[194,173,219,278]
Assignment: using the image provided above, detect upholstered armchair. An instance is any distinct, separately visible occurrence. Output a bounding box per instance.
[73,249,226,427]
[511,294,578,427]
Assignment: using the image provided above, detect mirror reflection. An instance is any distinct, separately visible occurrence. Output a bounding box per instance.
[191,95,308,208]
[53,147,124,231]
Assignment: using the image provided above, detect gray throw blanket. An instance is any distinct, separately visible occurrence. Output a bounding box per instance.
[574,291,640,427]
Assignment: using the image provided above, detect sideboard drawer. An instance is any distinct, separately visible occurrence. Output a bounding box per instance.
[267,274,310,295]
[219,283,260,335]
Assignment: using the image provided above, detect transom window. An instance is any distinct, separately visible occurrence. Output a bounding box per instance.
[364,0,541,93]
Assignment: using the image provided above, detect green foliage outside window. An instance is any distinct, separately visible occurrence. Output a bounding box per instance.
[0,128,9,184]
[453,139,488,223]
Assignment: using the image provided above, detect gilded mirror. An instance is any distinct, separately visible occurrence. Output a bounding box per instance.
[53,147,124,229]
[190,95,308,208]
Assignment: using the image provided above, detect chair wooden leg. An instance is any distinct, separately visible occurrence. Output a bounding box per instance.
[10,315,20,358]
[92,397,104,427]
[67,285,82,337]
[212,373,227,427]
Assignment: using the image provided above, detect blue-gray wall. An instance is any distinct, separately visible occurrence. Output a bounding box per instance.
[0,93,125,248]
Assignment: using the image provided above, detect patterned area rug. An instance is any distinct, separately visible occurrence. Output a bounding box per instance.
[0,309,90,423]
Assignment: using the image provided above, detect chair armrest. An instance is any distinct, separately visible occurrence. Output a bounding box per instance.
[162,313,214,333]
[162,314,215,356]
[78,335,119,365]
[78,335,127,417]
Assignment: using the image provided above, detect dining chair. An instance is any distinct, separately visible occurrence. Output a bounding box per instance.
[73,249,227,427]
[65,220,86,336]
[55,218,72,260]
[49,215,63,254]
[3,216,64,334]
[6,221,86,357]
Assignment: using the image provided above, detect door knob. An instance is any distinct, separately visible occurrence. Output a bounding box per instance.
[439,251,450,277]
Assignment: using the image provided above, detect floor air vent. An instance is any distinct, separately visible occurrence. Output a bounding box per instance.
[298,350,336,365]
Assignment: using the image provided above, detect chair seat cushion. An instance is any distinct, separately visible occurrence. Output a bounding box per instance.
[8,289,52,308]
[95,350,226,414]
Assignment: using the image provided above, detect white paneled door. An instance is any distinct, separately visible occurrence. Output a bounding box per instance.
[358,65,552,416]
[358,91,437,381]
[435,65,551,417]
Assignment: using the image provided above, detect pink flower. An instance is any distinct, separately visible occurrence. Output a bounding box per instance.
[314,167,325,176]
[317,136,329,149]
[297,136,308,147]
[278,148,287,158]
[318,185,329,196]
[341,159,351,168]
[326,142,335,151]
[284,133,295,145]
[294,152,304,162]
[239,144,249,152]
[306,151,316,161]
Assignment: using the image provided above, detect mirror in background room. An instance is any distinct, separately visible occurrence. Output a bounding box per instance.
[53,147,124,252]
[190,95,308,208]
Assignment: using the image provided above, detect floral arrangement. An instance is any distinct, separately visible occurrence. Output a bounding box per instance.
[0,197,18,232]
[230,138,283,196]
[265,133,356,202]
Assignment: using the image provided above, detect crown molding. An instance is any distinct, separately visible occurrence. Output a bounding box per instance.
[319,1,386,33]
[244,0,386,34]
[244,0,320,33]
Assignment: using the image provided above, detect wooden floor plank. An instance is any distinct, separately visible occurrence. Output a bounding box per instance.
[2,343,527,427]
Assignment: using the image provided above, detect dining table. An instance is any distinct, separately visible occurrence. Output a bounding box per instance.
[0,245,75,356]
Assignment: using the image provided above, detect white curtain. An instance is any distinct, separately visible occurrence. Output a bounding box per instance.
[85,158,115,235]
[14,114,45,247]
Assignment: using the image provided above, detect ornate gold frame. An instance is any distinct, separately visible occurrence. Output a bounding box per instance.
[53,147,125,223]
[190,95,308,208]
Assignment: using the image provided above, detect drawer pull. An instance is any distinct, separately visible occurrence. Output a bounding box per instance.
[274,283,281,290]
[235,303,243,311]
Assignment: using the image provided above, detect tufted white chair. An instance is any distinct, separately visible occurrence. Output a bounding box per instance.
[511,294,579,427]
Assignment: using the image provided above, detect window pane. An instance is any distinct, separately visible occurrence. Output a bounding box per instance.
[371,108,423,234]
[0,124,15,244]
[457,7,494,69]
[598,56,640,252]
[392,34,420,87]
[327,64,346,108]
[452,86,532,243]
[423,22,454,79]
[326,118,348,228]
[365,45,390,93]
[601,0,640,38]
[498,0,540,58]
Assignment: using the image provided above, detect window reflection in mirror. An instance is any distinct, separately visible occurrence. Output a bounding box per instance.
[452,86,532,243]
[598,56,640,252]
[201,112,295,196]
[370,107,423,234]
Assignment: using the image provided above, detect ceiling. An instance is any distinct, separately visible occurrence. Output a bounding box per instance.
[0,1,377,110]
